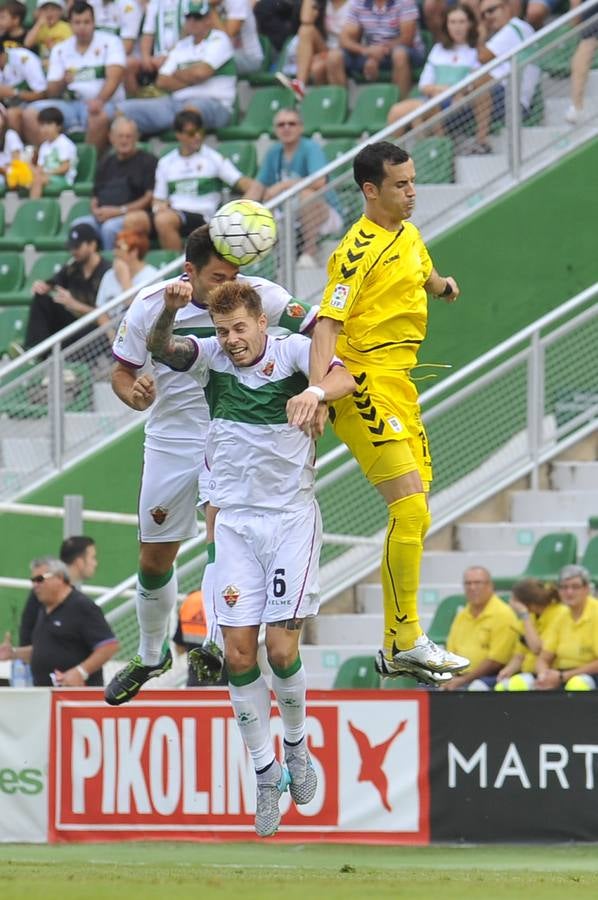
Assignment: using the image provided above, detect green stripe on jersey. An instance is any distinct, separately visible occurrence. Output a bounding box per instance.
[167,176,222,195]
[205,370,308,425]
[173,326,215,337]
[276,299,311,333]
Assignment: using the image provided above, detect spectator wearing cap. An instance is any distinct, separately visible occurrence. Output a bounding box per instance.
[117,0,236,135]
[20,222,110,352]
[24,0,72,70]
[0,36,47,135]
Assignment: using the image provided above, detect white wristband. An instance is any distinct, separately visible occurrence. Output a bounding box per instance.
[76,665,89,681]
[305,385,325,402]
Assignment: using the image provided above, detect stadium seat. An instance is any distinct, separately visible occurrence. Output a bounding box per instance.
[146,249,178,269]
[319,84,399,138]
[427,594,466,645]
[322,138,354,171]
[301,86,348,136]
[73,145,98,197]
[580,535,598,581]
[2,252,69,306]
[0,306,28,355]
[0,253,25,296]
[332,655,380,689]
[381,675,420,689]
[410,137,454,184]
[0,199,61,251]
[34,199,91,252]
[217,86,295,140]
[218,140,257,177]
[246,34,275,86]
[492,532,578,591]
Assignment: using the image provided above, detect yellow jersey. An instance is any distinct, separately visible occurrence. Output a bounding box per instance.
[542,595,598,670]
[319,215,433,371]
[517,603,568,672]
[446,594,520,672]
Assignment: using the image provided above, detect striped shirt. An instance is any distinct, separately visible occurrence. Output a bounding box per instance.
[346,0,423,53]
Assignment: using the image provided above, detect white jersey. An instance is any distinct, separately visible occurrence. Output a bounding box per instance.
[112,273,317,447]
[486,17,539,110]
[153,144,242,216]
[38,133,78,184]
[158,30,236,110]
[143,0,184,53]
[189,333,317,512]
[0,128,23,168]
[222,0,263,63]
[418,43,479,89]
[47,32,126,103]
[0,47,47,92]
[90,0,143,40]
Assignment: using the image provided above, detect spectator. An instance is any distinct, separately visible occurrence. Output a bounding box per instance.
[117,0,236,136]
[0,100,23,189]
[208,0,264,76]
[387,5,479,135]
[20,223,110,351]
[19,535,98,646]
[535,564,598,691]
[0,1,28,49]
[135,109,256,251]
[73,116,157,250]
[24,0,72,70]
[276,0,350,101]
[442,566,520,690]
[88,0,143,55]
[95,230,158,330]
[0,555,118,686]
[247,107,343,267]
[254,0,301,52]
[565,2,598,125]
[29,105,77,199]
[465,0,539,154]
[126,0,185,96]
[495,578,566,690]
[22,1,126,152]
[327,0,426,101]
[172,589,227,686]
[0,38,47,135]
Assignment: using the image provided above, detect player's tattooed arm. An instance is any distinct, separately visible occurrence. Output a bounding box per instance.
[147,280,196,369]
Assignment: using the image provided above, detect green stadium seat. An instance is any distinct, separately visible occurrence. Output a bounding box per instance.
[322,138,354,171]
[427,594,466,646]
[0,253,25,295]
[332,655,380,689]
[245,34,276,87]
[73,145,98,197]
[0,307,29,355]
[1,252,69,305]
[146,249,178,269]
[580,536,598,582]
[301,86,348,136]
[381,675,420,689]
[589,517,598,531]
[217,140,257,177]
[492,532,578,591]
[0,199,61,251]
[217,86,294,140]
[34,199,91,252]
[319,84,399,138]
[410,137,454,184]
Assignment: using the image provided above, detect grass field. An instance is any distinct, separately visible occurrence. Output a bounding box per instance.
[2,842,598,900]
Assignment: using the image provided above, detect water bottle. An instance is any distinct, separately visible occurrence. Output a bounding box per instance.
[10,658,33,687]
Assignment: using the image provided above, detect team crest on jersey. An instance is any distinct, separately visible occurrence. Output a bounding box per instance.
[330,283,350,310]
[116,319,127,344]
[222,584,240,607]
[286,302,305,319]
[261,360,275,377]
[150,506,169,524]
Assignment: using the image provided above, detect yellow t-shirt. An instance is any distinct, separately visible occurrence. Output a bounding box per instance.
[319,215,433,371]
[542,595,598,670]
[37,21,72,59]
[517,603,568,672]
[447,594,520,672]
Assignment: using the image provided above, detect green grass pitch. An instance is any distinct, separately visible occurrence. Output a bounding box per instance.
[2,843,598,900]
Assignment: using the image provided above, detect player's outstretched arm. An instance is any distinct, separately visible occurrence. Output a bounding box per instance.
[112,363,156,411]
[309,316,343,384]
[424,268,459,303]
[147,281,196,369]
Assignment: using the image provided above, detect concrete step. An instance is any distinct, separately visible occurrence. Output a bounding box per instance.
[93,381,128,414]
[420,549,528,582]
[300,643,380,689]
[356,581,461,615]
[312,613,382,646]
[551,461,598,491]
[454,153,507,187]
[411,184,469,229]
[510,490,598,523]
[457,521,589,554]
[1,436,51,471]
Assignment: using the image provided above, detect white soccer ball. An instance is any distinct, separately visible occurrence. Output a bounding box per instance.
[209,199,277,267]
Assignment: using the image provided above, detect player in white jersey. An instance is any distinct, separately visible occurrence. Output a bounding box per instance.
[104,225,318,707]
[146,278,355,837]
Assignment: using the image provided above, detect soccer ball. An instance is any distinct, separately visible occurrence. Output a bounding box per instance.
[209,199,277,267]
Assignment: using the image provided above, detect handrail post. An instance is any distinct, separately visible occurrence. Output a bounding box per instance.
[527,330,541,490]
[49,342,64,470]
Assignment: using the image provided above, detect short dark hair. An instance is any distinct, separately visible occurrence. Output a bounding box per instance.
[59,536,95,566]
[185,224,226,269]
[38,106,64,128]
[69,1,94,19]
[174,109,203,133]
[208,281,263,319]
[1,1,26,23]
[353,141,410,191]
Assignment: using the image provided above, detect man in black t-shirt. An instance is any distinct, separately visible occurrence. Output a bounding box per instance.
[0,556,119,686]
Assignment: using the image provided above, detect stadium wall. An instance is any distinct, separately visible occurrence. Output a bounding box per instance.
[2,688,597,843]
[1,138,597,632]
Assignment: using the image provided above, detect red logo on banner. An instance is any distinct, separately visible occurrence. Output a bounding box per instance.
[348,720,407,812]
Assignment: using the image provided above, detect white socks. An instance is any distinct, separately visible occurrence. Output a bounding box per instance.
[136,567,177,665]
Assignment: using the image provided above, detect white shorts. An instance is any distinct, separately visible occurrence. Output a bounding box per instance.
[138,439,202,543]
[213,502,322,627]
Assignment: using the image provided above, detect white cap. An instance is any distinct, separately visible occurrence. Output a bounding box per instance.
[36,0,66,9]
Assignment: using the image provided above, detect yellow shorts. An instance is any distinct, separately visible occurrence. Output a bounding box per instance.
[329,367,433,487]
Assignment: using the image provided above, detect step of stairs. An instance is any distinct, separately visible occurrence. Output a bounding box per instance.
[551,461,598,491]
[510,490,598,522]
[457,521,589,553]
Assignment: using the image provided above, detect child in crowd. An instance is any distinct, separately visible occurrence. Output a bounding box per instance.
[0,0,28,48]
[29,105,77,198]
[25,0,72,69]
[0,100,24,189]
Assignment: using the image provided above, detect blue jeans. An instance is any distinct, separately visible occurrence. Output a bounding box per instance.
[71,213,125,250]
[29,98,118,131]
[116,94,232,134]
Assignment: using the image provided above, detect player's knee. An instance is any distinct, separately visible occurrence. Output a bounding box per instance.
[224,643,258,674]
[388,492,428,542]
[139,543,177,575]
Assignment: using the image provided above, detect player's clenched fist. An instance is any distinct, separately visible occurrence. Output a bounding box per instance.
[130,374,156,410]
[164,280,193,309]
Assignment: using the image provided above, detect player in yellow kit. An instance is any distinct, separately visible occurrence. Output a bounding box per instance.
[290,141,469,684]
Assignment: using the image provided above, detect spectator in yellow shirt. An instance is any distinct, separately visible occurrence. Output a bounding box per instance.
[444,566,520,690]
[536,565,598,691]
[495,578,566,689]
[25,0,72,69]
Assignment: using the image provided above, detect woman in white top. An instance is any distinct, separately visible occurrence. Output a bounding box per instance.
[388,4,479,135]
[96,229,158,337]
